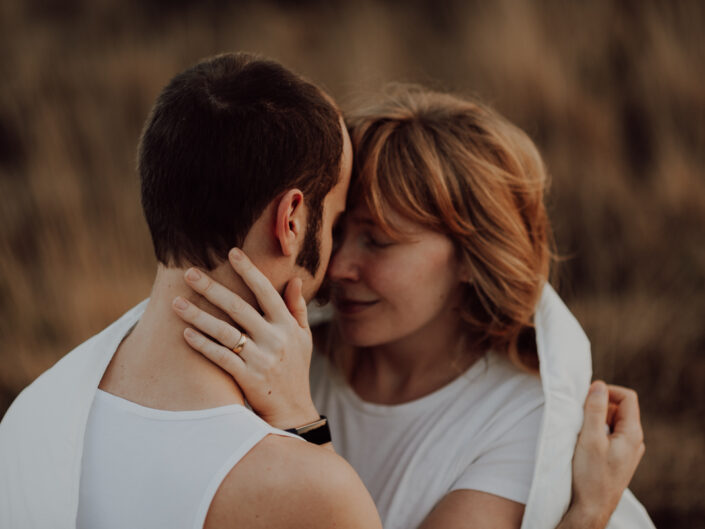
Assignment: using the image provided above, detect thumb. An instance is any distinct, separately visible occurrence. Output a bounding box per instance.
[582,380,609,437]
[284,277,309,329]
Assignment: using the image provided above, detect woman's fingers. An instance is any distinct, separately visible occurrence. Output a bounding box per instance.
[572,383,645,522]
[172,296,246,351]
[582,382,644,447]
[228,249,289,321]
[284,277,309,329]
[606,402,618,429]
[183,327,248,379]
[582,380,610,441]
[606,385,644,445]
[183,268,268,338]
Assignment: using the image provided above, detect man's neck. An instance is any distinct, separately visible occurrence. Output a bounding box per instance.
[99,265,250,411]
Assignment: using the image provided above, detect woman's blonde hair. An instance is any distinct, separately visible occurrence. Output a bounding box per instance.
[346,85,554,371]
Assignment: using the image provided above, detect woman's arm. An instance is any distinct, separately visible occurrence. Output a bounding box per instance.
[417,490,525,529]
[415,382,645,529]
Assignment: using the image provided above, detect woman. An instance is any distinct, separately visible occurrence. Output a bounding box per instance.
[172,86,652,528]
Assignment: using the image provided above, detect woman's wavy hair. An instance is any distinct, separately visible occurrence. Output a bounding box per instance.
[346,85,554,372]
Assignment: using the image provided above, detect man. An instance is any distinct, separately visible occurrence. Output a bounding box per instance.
[0,52,646,529]
[0,52,381,529]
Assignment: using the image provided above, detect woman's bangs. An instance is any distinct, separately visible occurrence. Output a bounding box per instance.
[360,144,439,241]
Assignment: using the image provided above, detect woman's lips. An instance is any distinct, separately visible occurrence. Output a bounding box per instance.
[333,298,379,315]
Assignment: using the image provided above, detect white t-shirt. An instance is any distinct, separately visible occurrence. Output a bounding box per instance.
[77,390,296,529]
[310,350,544,529]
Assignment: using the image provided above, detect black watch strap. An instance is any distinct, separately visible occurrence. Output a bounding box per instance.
[285,415,331,445]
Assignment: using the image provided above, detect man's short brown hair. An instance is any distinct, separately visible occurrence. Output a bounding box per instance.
[139,52,343,274]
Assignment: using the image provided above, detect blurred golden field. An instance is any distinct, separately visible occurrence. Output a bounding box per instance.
[0,0,703,526]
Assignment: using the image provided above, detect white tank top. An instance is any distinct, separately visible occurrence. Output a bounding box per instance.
[77,390,296,529]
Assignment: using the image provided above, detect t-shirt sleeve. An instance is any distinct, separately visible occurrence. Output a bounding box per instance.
[449,402,544,505]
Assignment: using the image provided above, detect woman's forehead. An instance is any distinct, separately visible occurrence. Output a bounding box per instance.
[348,200,431,238]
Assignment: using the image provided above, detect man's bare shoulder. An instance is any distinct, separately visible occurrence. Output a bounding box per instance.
[204,434,382,529]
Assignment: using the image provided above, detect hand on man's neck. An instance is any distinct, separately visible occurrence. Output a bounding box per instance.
[99,261,260,411]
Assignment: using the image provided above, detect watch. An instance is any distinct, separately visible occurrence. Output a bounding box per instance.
[285,415,331,445]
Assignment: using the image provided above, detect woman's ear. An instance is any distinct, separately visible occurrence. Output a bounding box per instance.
[274,189,306,257]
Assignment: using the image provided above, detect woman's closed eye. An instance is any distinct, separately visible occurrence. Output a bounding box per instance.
[362,231,394,249]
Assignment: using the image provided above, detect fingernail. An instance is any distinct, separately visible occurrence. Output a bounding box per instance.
[590,380,607,396]
[230,248,243,261]
[184,328,196,339]
[173,297,189,310]
[185,268,201,281]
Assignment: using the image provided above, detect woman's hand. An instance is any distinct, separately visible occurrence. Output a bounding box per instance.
[560,381,646,529]
[171,248,320,431]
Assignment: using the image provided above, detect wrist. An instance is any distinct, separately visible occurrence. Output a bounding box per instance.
[285,415,331,445]
[265,403,321,431]
[561,500,609,529]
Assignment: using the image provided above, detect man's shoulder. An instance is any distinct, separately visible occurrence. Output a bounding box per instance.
[205,434,382,529]
[0,300,147,490]
[0,310,141,528]
[2,329,108,430]
[2,299,148,426]
[0,341,88,436]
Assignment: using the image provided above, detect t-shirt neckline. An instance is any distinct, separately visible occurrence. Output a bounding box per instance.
[333,352,496,416]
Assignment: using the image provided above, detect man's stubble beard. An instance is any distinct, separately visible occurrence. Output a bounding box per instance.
[295,206,322,281]
[295,206,335,306]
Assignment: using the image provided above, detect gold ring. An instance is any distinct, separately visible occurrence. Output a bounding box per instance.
[232,333,248,354]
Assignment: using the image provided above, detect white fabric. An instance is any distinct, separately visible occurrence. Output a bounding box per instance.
[77,391,280,529]
[0,300,296,529]
[311,351,544,529]
[0,284,657,529]
[525,285,654,529]
[310,283,656,529]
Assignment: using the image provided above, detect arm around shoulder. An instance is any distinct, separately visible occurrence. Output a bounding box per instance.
[205,434,382,529]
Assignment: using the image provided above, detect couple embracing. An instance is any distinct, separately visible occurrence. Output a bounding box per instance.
[0,52,655,529]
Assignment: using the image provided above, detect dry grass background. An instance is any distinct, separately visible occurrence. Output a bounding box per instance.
[0,0,703,526]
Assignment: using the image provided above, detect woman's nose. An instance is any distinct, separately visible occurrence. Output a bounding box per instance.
[327,237,359,282]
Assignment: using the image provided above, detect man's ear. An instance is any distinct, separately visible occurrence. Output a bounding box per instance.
[274,189,306,257]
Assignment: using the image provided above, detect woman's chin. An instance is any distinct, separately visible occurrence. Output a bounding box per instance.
[336,319,392,348]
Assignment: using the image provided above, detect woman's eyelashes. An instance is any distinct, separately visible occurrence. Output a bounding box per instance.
[333,215,395,252]
[362,231,394,249]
